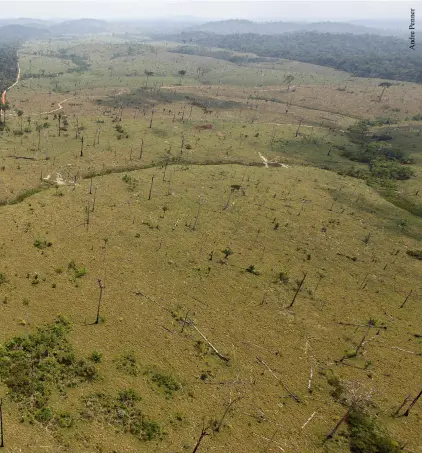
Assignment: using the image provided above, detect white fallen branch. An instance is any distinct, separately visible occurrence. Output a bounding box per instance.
[391,346,422,356]
[301,411,316,429]
[308,365,313,393]
[252,433,285,452]
[192,325,230,362]
[256,356,300,403]
[258,152,289,168]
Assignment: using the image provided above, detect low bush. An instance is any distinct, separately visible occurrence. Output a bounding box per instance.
[81,390,161,441]
[0,316,98,421]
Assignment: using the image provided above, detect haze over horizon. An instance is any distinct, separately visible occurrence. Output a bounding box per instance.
[0,0,415,23]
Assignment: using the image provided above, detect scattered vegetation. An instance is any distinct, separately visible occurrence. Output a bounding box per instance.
[33,238,52,249]
[347,410,402,453]
[147,370,181,396]
[81,390,162,441]
[116,352,140,376]
[0,317,97,422]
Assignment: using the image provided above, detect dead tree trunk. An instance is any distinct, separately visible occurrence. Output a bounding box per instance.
[288,272,307,308]
[326,408,350,439]
[0,398,3,447]
[192,426,210,453]
[140,138,144,160]
[404,390,422,416]
[91,187,97,212]
[393,394,412,416]
[0,398,3,448]
[180,134,185,155]
[163,159,168,182]
[295,118,303,137]
[354,323,372,357]
[223,189,233,210]
[95,279,104,324]
[214,397,241,432]
[192,202,201,231]
[400,289,412,308]
[148,175,154,200]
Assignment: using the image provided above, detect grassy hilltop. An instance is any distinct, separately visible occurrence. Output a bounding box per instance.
[0,34,421,453]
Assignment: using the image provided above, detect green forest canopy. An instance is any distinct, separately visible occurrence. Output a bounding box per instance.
[0,43,19,92]
[158,31,422,83]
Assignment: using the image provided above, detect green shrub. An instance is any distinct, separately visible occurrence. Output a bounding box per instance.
[116,352,139,376]
[118,388,141,405]
[34,239,52,249]
[347,409,402,453]
[35,407,53,423]
[276,271,289,284]
[0,273,7,284]
[370,159,413,181]
[68,260,87,279]
[149,371,180,396]
[245,264,259,275]
[81,391,161,441]
[74,267,86,278]
[222,248,233,258]
[54,412,74,428]
[89,351,103,363]
[122,174,137,191]
[0,317,98,421]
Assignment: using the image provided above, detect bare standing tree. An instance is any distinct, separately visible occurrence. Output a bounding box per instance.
[144,70,154,87]
[0,398,4,447]
[378,82,391,101]
[95,279,104,324]
[178,69,187,85]
[284,74,294,91]
[192,422,210,453]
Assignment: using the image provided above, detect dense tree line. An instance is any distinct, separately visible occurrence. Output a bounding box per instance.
[169,46,268,64]
[0,43,19,93]
[159,31,422,83]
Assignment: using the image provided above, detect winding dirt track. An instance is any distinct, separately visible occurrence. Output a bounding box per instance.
[40,98,69,116]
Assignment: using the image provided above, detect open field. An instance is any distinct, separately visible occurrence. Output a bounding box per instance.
[0,35,421,453]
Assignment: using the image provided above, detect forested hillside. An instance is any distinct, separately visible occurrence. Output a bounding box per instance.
[0,43,19,92]
[160,31,422,83]
[188,19,392,36]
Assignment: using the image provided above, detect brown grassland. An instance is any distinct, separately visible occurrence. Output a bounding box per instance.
[0,37,421,453]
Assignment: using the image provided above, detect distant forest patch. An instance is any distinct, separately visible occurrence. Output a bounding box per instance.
[158,31,422,83]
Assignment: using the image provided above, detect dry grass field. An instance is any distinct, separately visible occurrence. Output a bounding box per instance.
[0,36,421,453]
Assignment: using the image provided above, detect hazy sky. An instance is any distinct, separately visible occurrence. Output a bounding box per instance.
[0,0,415,21]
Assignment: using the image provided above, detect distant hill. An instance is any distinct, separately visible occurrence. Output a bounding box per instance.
[187,19,398,36]
[0,18,54,28]
[49,18,110,36]
[0,24,50,43]
[0,19,113,41]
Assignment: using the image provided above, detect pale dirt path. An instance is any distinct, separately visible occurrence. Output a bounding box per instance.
[39,87,129,116]
[7,64,21,91]
[39,98,69,116]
